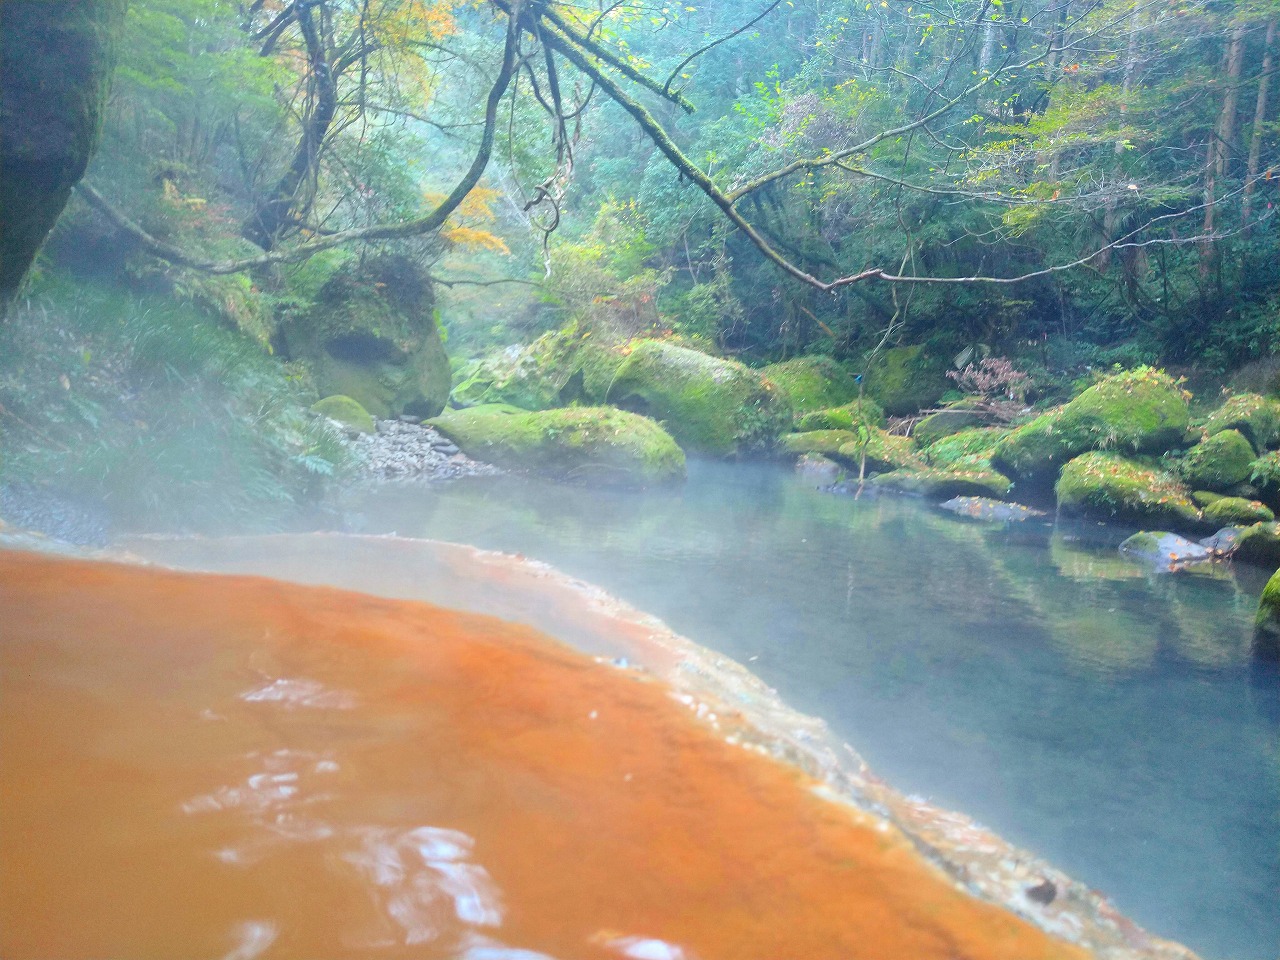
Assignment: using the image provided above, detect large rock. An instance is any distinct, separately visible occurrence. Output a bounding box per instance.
[1055,452,1201,529]
[1233,521,1280,567]
[311,395,374,435]
[1202,496,1274,527]
[862,345,949,415]
[1254,568,1280,660]
[429,405,685,485]
[993,368,1190,484]
[606,340,792,456]
[794,398,885,432]
[912,398,988,447]
[1118,531,1212,572]
[1,0,128,303]
[836,429,925,472]
[759,356,859,415]
[450,328,623,411]
[870,467,1011,500]
[924,427,1008,471]
[1178,429,1255,491]
[1204,393,1280,452]
[939,497,1046,522]
[282,256,450,419]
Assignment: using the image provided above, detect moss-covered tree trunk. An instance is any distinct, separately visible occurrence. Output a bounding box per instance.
[1,0,128,306]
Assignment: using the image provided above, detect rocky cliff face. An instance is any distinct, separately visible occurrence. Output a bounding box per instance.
[1,0,127,304]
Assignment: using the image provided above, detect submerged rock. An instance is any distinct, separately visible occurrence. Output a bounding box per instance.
[759,356,859,415]
[1118,531,1212,572]
[938,497,1047,523]
[606,340,792,457]
[1200,526,1247,556]
[1055,452,1201,530]
[430,405,686,485]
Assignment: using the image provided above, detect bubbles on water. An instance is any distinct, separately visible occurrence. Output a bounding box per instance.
[218,920,277,960]
[238,677,356,709]
[344,825,503,945]
[594,934,694,960]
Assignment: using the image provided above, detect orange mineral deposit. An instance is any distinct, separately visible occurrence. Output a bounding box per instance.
[0,549,1087,960]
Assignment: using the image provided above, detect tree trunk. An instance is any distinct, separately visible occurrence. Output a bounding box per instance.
[1243,19,1277,230]
[1116,4,1143,155]
[1214,21,1247,180]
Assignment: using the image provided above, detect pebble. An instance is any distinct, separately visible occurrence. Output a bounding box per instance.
[345,419,500,482]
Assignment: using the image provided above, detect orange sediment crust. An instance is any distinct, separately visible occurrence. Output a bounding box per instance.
[0,549,1088,960]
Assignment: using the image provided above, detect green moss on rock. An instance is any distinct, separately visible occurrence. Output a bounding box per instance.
[994,368,1190,484]
[311,395,375,434]
[1203,496,1275,527]
[780,430,860,458]
[1,0,129,302]
[1233,522,1280,566]
[282,256,450,420]
[758,356,859,415]
[870,467,1012,500]
[1056,451,1201,529]
[1255,567,1280,659]
[1178,429,1256,491]
[1204,393,1280,452]
[925,427,1008,470]
[913,398,988,447]
[794,398,885,433]
[862,345,949,416]
[835,428,925,472]
[451,328,624,411]
[429,405,685,485]
[606,340,792,457]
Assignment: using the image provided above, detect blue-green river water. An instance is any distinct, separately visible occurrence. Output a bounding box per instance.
[350,460,1279,960]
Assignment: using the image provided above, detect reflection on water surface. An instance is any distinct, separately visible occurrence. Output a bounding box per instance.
[339,460,1280,960]
[0,550,1087,960]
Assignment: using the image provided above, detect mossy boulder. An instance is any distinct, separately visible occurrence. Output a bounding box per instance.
[1056,367,1190,453]
[429,405,685,485]
[1204,393,1280,452]
[759,356,859,415]
[311,395,375,435]
[913,398,988,447]
[1202,496,1275,527]
[282,256,450,420]
[925,427,1008,471]
[1254,568,1280,660]
[1055,452,1201,529]
[451,328,623,411]
[862,345,949,416]
[994,368,1190,484]
[794,453,842,482]
[794,398,885,433]
[870,467,1012,500]
[835,429,926,472]
[1177,429,1256,491]
[1,0,129,302]
[780,430,861,458]
[1233,522,1280,567]
[606,340,792,457]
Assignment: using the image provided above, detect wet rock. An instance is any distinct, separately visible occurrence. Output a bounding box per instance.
[347,419,499,482]
[1254,567,1280,660]
[1025,879,1057,906]
[938,497,1047,522]
[794,453,841,482]
[1200,526,1247,556]
[1055,452,1201,531]
[606,340,791,457]
[1118,531,1212,572]
[312,395,376,435]
[430,405,685,486]
[870,467,1011,500]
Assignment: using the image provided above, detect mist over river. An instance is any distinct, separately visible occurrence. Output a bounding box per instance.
[342,460,1280,960]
